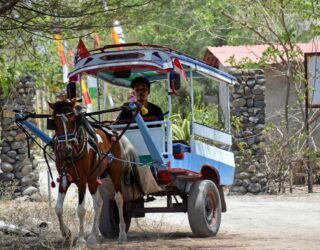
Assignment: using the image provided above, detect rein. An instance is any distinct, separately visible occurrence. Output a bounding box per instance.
[87,104,141,181]
[14,102,141,189]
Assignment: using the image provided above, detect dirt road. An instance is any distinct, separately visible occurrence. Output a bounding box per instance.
[1,187,320,249]
[1,156,318,249]
[32,156,320,249]
[102,190,320,250]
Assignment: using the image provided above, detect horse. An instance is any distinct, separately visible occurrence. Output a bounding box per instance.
[48,99,138,245]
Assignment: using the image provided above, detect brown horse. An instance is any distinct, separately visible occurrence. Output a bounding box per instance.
[48,99,138,245]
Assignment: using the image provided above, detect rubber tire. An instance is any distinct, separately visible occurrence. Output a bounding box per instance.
[187,180,222,237]
[99,194,131,239]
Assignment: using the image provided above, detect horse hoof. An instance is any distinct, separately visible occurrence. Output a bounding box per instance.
[118,232,127,243]
[86,235,97,245]
[76,237,86,246]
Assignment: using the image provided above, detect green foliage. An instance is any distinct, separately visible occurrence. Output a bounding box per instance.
[171,114,191,142]
[231,116,242,136]
[226,55,263,70]
[0,73,10,96]
[0,0,318,98]
[0,37,64,95]
[128,0,236,57]
[192,104,223,129]
[0,0,171,96]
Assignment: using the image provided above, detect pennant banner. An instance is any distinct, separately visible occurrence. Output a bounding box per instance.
[81,78,93,112]
[93,32,101,48]
[173,57,188,83]
[54,30,69,83]
[111,21,125,44]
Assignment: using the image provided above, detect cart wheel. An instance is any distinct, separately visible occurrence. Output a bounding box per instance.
[99,195,131,238]
[187,180,221,237]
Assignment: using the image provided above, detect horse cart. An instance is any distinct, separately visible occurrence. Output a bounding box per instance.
[15,43,236,242]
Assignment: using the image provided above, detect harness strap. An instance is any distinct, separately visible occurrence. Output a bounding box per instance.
[14,105,124,122]
[84,105,124,117]
[57,133,76,142]
[81,115,101,160]
[43,143,56,187]
[87,106,140,181]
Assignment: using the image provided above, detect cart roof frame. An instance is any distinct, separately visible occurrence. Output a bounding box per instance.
[68,43,236,87]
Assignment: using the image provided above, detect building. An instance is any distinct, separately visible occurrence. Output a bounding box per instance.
[203,42,320,126]
[203,43,320,191]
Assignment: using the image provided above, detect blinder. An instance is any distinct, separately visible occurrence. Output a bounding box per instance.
[47,118,56,130]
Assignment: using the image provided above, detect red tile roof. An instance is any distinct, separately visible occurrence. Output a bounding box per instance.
[203,42,320,68]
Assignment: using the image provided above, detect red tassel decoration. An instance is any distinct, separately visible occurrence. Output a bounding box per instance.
[96,178,103,185]
[67,174,73,182]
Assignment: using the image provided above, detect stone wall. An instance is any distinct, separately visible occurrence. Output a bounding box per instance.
[228,69,267,194]
[0,76,41,201]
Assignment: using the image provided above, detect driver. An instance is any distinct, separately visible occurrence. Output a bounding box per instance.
[116,77,163,123]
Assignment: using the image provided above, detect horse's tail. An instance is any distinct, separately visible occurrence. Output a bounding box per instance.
[118,135,139,169]
[118,135,146,194]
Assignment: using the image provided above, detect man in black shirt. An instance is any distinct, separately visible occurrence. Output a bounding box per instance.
[116,77,163,123]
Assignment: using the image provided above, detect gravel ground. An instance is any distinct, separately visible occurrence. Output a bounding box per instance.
[14,156,317,249]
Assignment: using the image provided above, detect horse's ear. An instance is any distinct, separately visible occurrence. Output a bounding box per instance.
[48,101,54,110]
[70,98,77,107]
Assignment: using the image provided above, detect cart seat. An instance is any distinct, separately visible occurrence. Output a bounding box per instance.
[111,121,166,163]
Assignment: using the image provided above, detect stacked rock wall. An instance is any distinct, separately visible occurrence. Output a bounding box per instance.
[229,69,267,194]
[0,76,40,201]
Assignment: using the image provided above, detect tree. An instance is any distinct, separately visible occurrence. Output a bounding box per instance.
[0,0,170,92]
[129,0,236,58]
[220,0,320,192]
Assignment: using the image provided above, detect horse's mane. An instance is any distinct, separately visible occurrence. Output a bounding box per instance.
[52,100,74,115]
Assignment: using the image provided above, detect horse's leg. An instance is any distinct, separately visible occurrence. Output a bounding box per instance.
[114,191,127,242]
[76,183,87,246]
[55,190,71,240]
[87,187,103,245]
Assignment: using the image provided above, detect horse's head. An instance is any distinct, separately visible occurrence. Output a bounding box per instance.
[48,99,84,159]
[48,99,77,137]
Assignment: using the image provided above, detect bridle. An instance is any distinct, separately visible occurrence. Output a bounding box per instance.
[56,112,76,144]
[54,109,87,190]
[55,111,87,156]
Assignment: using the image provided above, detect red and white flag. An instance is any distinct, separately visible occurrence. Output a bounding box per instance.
[173,57,188,83]
[54,29,69,83]
[76,39,90,60]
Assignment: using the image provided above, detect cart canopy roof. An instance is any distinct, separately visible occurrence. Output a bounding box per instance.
[68,43,236,87]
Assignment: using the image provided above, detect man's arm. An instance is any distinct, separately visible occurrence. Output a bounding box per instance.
[115,109,133,124]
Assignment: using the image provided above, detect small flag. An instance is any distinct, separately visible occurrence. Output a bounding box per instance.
[81,78,93,112]
[87,75,98,100]
[173,57,188,83]
[76,39,90,60]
